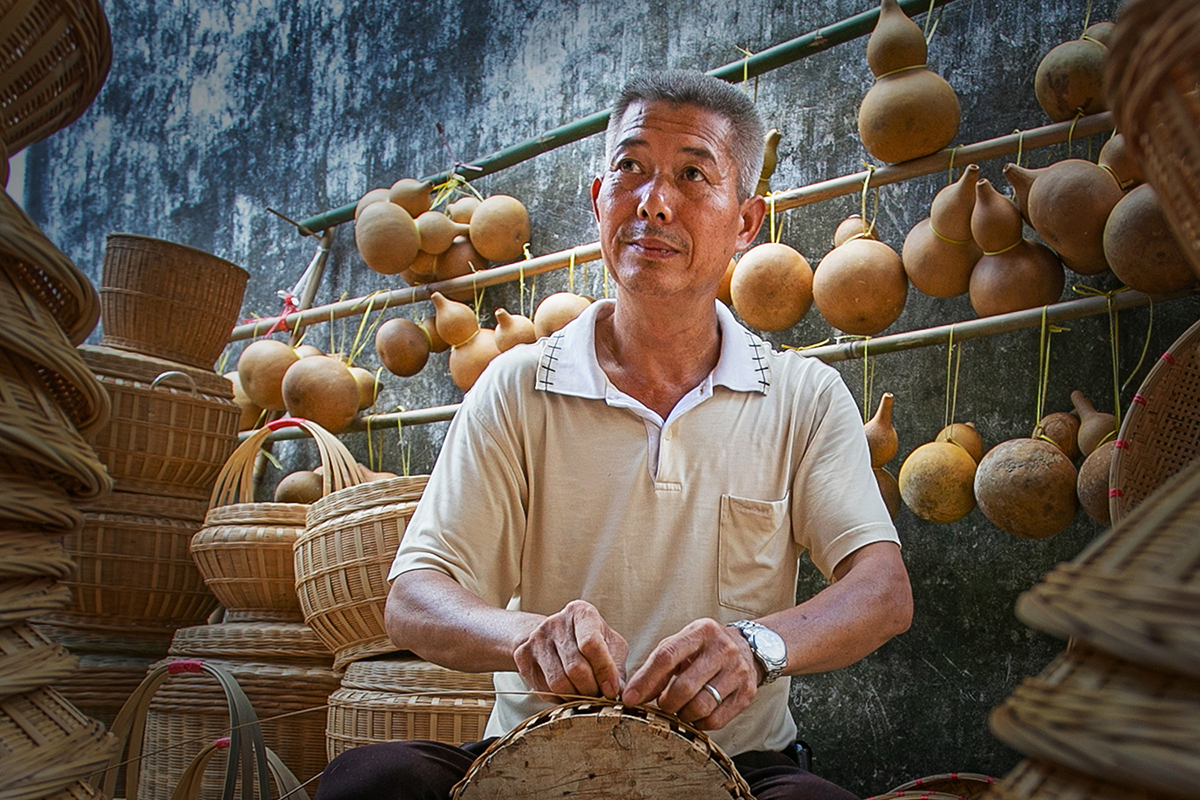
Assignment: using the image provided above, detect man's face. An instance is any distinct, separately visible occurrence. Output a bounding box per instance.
[590,100,764,302]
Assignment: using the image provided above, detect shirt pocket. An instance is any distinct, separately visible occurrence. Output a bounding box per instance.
[718,493,795,617]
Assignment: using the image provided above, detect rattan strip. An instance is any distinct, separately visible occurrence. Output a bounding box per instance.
[0,0,112,153]
[0,473,81,533]
[340,657,494,694]
[994,757,1165,800]
[0,577,71,626]
[990,645,1200,800]
[0,188,98,345]
[168,621,332,662]
[0,531,75,579]
[325,689,494,757]
[0,685,121,800]
[306,474,430,527]
[0,622,78,701]
[0,266,108,436]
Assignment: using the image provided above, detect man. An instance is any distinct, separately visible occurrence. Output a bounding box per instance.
[316,69,911,800]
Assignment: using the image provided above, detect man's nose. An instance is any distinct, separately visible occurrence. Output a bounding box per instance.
[636,174,675,223]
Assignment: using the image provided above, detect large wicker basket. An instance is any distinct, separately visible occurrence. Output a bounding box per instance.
[1108,317,1200,523]
[99,234,249,370]
[191,418,362,622]
[1107,0,1200,279]
[0,0,112,154]
[297,474,429,668]
[0,530,75,579]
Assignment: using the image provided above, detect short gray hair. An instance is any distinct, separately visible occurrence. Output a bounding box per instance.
[605,70,766,201]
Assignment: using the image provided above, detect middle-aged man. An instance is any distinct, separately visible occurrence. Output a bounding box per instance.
[315,69,912,800]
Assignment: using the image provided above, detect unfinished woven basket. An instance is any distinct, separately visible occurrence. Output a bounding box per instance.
[0,622,78,701]
[0,685,120,800]
[993,757,1165,800]
[297,475,429,668]
[0,187,99,345]
[192,419,362,623]
[1108,317,1200,523]
[0,0,112,154]
[990,644,1200,799]
[99,234,249,370]
[81,346,240,499]
[1017,454,1200,681]
[1107,0,1200,279]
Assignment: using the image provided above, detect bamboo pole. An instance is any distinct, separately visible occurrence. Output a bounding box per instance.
[293,0,960,235]
[230,112,1114,343]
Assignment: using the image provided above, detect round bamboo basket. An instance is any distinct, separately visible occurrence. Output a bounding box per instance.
[0,685,120,800]
[993,757,1166,800]
[882,772,997,799]
[99,234,249,370]
[168,620,332,664]
[0,0,112,154]
[0,622,78,701]
[1017,454,1200,681]
[297,475,429,668]
[192,419,362,623]
[54,491,217,630]
[1107,0,1200,279]
[990,644,1200,800]
[0,576,72,626]
[325,656,494,760]
[0,529,76,579]
[0,187,100,345]
[0,472,82,533]
[81,345,240,499]
[1108,317,1200,523]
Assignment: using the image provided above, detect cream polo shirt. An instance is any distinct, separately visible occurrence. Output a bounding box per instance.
[390,299,899,756]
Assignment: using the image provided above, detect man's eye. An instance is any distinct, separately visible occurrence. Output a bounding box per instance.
[681,166,706,182]
[616,158,640,173]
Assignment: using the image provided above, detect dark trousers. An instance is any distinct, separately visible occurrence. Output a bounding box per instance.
[314,738,860,800]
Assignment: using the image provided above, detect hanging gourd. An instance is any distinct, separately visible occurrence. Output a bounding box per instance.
[280,355,361,434]
[375,317,432,378]
[1070,389,1116,457]
[236,338,299,411]
[469,195,531,264]
[730,242,814,332]
[1098,132,1143,188]
[812,237,908,336]
[833,215,876,248]
[449,328,502,392]
[494,308,538,352]
[902,164,983,298]
[1033,23,1111,122]
[856,0,960,164]
[1104,184,1198,294]
[974,438,1079,539]
[355,198,420,276]
[1021,159,1125,276]
[1032,409,1081,461]
[431,292,480,347]
[863,392,898,468]
[756,129,782,197]
[968,179,1065,317]
[533,292,591,339]
[1077,439,1117,525]
[934,421,983,464]
[898,440,978,524]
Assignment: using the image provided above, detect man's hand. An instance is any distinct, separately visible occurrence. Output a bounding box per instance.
[513,600,629,701]
[620,618,758,731]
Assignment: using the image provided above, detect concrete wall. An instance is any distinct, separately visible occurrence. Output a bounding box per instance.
[21,0,1199,794]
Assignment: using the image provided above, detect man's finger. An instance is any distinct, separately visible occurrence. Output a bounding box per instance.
[574,614,623,699]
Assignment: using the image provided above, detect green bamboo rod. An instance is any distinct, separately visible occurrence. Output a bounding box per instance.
[294,0,959,235]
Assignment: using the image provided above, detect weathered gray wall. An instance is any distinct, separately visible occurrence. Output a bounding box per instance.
[22,0,1200,794]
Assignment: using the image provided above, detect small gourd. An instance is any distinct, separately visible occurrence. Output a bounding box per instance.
[934,421,983,464]
[812,238,908,335]
[348,366,381,411]
[533,292,591,339]
[833,215,876,248]
[414,211,470,255]
[1034,32,1109,122]
[494,307,538,352]
[1070,390,1116,456]
[449,327,501,391]
[756,129,782,197]
[874,467,902,520]
[1033,410,1081,461]
[901,163,983,298]
[1098,133,1143,188]
[435,235,487,302]
[388,178,434,218]
[863,392,898,468]
[431,292,480,347]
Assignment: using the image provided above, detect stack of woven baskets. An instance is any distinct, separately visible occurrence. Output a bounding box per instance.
[2,1,124,795]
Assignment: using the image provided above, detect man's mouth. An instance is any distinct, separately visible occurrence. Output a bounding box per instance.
[621,226,687,258]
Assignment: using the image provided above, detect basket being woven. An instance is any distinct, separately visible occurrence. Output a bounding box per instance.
[1018,454,1200,681]
[1108,317,1200,523]
[990,644,1200,799]
[191,418,362,623]
[99,234,249,370]
[297,475,429,668]
[1107,0,1200,279]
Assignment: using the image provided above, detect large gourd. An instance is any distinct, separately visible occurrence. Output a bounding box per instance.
[730,243,813,332]
[902,164,983,297]
[812,238,908,335]
[1034,27,1109,122]
[1022,159,1125,276]
[857,0,960,164]
[1104,184,1198,294]
[974,438,1078,539]
[898,440,977,524]
[355,198,420,276]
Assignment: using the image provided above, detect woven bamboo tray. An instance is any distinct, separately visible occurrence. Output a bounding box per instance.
[881,772,997,799]
[81,347,240,499]
[192,419,362,623]
[1109,317,1200,523]
[0,472,82,533]
[99,234,249,371]
[1018,445,1200,680]
[297,475,429,668]
[0,265,109,436]
[1107,0,1200,279]
[0,622,78,701]
[990,644,1200,799]
[0,187,99,345]
[0,685,120,800]
[993,757,1166,800]
[54,491,217,628]
[0,530,76,579]
[0,0,112,154]
[0,576,72,626]
[54,652,155,730]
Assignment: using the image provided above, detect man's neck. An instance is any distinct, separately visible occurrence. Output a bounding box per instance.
[593,293,722,420]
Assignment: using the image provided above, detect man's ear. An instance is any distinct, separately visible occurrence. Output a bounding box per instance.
[735,194,767,250]
[590,176,602,221]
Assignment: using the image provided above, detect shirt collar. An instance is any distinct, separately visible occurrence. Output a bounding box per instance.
[534,298,771,398]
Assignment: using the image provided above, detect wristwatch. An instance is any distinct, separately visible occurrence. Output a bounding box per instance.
[728,620,788,685]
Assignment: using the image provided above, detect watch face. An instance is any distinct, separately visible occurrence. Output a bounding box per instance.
[752,628,787,664]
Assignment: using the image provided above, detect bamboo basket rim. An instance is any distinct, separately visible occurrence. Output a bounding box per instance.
[29,616,177,655]
[168,621,332,661]
[81,343,233,398]
[881,772,998,799]
[306,474,430,527]
[81,489,209,521]
[339,657,494,694]
[0,622,79,701]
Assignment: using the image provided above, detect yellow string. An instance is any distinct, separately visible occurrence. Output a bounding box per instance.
[1012,128,1025,169]
[859,164,878,238]
[861,337,874,424]
[923,0,939,41]
[603,260,610,298]
[567,247,576,296]
[943,326,956,429]
[1067,111,1084,158]
[982,240,1021,256]
[1122,298,1154,392]
[1081,0,1093,36]
[946,146,961,185]
[875,64,927,80]
[928,221,972,246]
[769,194,778,244]
[1072,284,1130,430]
[1034,308,1069,427]
[782,338,831,352]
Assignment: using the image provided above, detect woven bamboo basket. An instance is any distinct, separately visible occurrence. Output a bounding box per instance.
[325,656,494,760]
[1,187,99,345]
[297,475,429,668]
[81,345,240,499]
[52,491,217,630]
[0,529,76,579]
[0,472,82,533]
[993,756,1166,800]
[1108,317,1200,523]
[0,622,78,701]
[0,0,112,154]
[989,644,1200,799]
[54,652,155,730]
[99,234,249,371]
[0,577,72,626]
[192,419,362,623]
[0,685,120,800]
[31,614,177,658]
[169,620,332,664]
[881,772,997,799]
[1107,0,1200,279]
